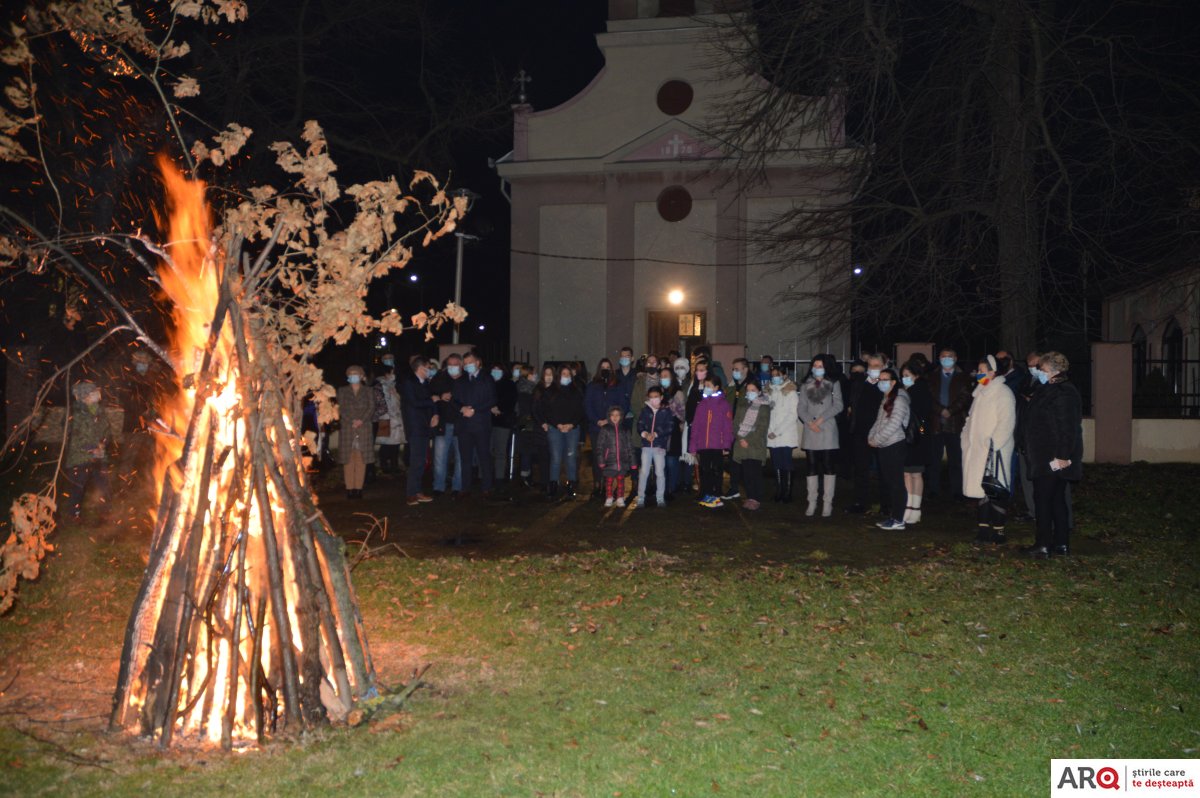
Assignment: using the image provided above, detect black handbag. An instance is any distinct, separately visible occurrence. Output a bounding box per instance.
[981,440,1009,499]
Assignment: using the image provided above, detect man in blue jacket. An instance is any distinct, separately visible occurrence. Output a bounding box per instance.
[452,350,498,496]
[400,356,438,505]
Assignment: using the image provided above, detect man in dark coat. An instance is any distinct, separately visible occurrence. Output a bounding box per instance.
[452,351,498,496]
[845,354,886,513]
[928,347,975,500]
[400,356,438,504]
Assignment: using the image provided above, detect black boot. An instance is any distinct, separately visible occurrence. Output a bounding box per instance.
[782,471,793,503]
[547,482,558,500]
[773,471,784,502]
[565,481,578,499]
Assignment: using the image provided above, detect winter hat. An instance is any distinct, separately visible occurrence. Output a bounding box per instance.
[672,357,689,374]
[985,354,998,373]
[72,380,98,401]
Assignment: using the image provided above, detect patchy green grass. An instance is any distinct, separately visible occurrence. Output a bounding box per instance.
[1,464,1197,797]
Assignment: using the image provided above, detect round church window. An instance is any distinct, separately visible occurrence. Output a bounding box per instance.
[657,186,692,222]
[656,80,694,116]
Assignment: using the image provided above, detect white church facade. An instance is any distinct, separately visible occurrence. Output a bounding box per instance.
[495,0,851,369]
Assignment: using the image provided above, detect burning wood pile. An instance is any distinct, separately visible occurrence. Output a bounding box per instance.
[107,150,466,748]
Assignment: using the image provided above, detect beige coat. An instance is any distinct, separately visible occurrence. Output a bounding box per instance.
[960,376,1016,499]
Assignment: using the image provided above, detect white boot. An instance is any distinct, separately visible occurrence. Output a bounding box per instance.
[805,476,819,516]
[902,493,915,524]
[821,475,836,517]
[908,494,922,524]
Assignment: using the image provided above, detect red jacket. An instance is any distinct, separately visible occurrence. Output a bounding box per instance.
[688,393,734,453]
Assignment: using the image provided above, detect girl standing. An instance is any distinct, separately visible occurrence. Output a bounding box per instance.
[732,379,772,510]
[960,355,1017,544]
[689,376,734,507]
[900,361,934,523]
[868,368,911,530]
[766,366,800,503]
[596,406,637,507]
[797,356,844,517]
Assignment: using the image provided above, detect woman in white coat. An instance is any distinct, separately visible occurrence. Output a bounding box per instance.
[766,366,800,502]
[960,355,1016,544]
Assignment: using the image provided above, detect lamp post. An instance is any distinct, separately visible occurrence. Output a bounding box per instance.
[452,188,481,344]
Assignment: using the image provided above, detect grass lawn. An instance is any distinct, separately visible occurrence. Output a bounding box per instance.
[0,463,1197,796]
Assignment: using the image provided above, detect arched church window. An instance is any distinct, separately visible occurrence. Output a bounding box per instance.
[1162,317,1183,392]
[656,80,694,116]
[657,186,692,222]
[1131,324,1147,386]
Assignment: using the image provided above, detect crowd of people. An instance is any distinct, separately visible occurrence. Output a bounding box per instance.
[330,343,1084,558]
[59,340,1084,559]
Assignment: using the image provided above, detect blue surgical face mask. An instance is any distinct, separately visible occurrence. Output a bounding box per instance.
[427,366,438,377]
[760,362,770,372]
[901,375,915,388]
[347,375,361,385]
[1036,369,1050,385]
[702,387,714,398]
[867,368,881,381]
[812,368,825,379]
[560,376,572,387]
[771,376,784,386]
[447,365,461,377]
[660,377,672,389]
[619,356,631,368]
[732,369,743,381]
[745,391,759,402]
[877,380,892,394]
[382,358,394,368]
[512,368,522,380]
[940,357,956,369]
[464,362,478,376]
[491,369,503,381]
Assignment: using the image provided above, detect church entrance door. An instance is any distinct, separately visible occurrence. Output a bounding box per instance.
[647,309,706,358]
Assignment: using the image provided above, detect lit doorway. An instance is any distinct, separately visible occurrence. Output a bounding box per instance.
[647,309,706,358]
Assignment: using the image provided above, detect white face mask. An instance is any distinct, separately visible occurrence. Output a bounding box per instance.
[867,368,881,381]
[647,396,662,409]
[674,367,688,379]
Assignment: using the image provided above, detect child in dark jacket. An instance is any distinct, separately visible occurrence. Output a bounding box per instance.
[635,386,676,508]
[596,406,637,507]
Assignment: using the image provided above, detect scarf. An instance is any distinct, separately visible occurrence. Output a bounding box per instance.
[737,396,763,438]
[804,378,833,403]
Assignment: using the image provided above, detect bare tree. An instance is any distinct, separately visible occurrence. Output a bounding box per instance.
[707,0,1200,353]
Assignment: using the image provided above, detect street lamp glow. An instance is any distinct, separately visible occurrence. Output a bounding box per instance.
[852,266,863,276]
[409,273,419,282]
[667,289,684,306]
[478,324,486,331]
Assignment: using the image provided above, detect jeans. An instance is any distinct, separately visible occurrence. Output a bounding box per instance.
[638,446,667,502]
[432,423,461,492]
[406,437,429,497]
[664,454,680,497]
[61,462,110,519]
[851,435,884,510]
[458,424,494,494]
[547,426,580,483]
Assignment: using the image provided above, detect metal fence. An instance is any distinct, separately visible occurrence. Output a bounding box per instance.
[1134,357,1200,418]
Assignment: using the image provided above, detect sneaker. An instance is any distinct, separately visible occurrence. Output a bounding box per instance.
[699,496,724,508]
[604,497,614,507]
[876,518,906,530]
[720,491,741,500]
[615,497,626,508]
[415,494,434,503]
[406,496,421,506]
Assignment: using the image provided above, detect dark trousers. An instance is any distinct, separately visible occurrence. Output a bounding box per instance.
[851,435,885,511]
[698,450,724,497]
[457,425,494,494]
[379,443,400,473]
[876,442,907,522]
[977,495,1009,530]
[929,431,963,498]
[406,437,429,497]
[1033,474,1071,548]
[739,458,764,502]
[769,447,794,471]
[61,462,109,519]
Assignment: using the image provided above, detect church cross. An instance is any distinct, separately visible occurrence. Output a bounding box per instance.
[666,133,686,157]
[514,69,533,104]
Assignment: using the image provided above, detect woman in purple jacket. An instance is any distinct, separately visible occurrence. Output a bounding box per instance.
[689,376,734,507]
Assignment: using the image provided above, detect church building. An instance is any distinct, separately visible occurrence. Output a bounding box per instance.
[495,0,851,369]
